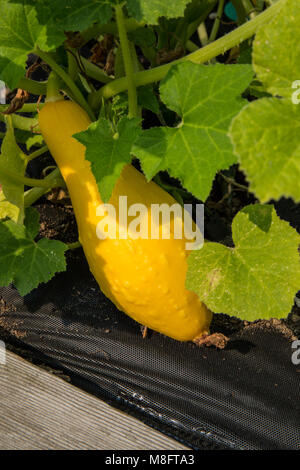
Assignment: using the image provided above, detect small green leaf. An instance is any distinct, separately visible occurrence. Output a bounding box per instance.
[133,62,253,201]
[74,117,141,202]
[126,0,191,24]
[253,0,300,100]
[0,207,67,296]
[49,0,113,32]
[229,98,300,202]
[186,204,300,320]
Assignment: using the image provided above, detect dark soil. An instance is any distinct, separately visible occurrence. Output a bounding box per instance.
[35,198,78,243]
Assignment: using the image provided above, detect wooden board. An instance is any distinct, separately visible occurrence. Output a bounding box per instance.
[0,350,189,450]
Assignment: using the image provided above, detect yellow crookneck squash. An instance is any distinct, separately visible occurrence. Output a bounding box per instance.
[38,96,212,342]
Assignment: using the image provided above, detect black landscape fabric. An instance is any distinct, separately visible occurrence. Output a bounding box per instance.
[0,248,299,450]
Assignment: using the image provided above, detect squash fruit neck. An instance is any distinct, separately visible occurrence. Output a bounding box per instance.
[45,72,64,103]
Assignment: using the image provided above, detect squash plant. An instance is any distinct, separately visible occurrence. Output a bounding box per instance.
[0,0,299,338]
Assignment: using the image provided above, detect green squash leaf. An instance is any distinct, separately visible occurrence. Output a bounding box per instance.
[229,98,300,202]
[253,0,300,100]
[126,0,192,24]
[186,204,300,321]
[133,62,253,201]
[230,1,300,203]
[0,207,67,296]
[74,117,141,202]
[48,0,113,33]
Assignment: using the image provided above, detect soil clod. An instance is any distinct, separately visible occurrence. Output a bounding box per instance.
[193,332,229,349]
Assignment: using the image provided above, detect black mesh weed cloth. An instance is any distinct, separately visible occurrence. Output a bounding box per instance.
[0,250,299,450]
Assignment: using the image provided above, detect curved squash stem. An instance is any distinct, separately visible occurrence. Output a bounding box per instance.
[67,240,82,251]
[24,168,65,207]
[0,103,44,114]
[67,48,79,83]
[45,72,63,103]
[79,55,113,84]
[115,3,139,118]
[17,77,47,96]
[25,145,49,162]
[34,47,96,121]
[1,166,62,188]
[0,112,39,132]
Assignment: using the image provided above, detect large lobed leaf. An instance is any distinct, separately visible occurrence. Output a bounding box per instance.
[133,62,253,201]
[229,0,300,203]
[230,99,300,202]
[186,204,300,320]
[253,0,300,101]
[0,207,68,296]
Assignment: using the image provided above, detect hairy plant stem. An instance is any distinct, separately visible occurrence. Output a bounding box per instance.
[242,0,257,16]
[23,168,64,207]
[67,240,82,251]
[198,22,209,47]
[17,77,47,96]
[79,56,113,84]
[45,71,63,102]
[0,112,39,132]
[67,48,79,82]
[25,145,48,162]
[220,173,249,191]
[185,40,199,52]
[0,103,45,113]
[209,0,225,43]
[34,48,96,120]
[0,165,62,189]
[115,4,138,118]
[90,0,283,109]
